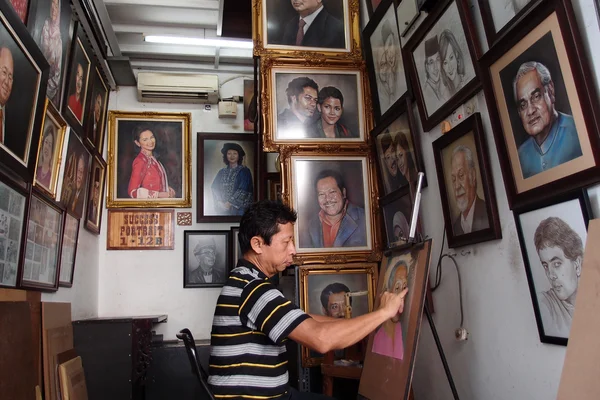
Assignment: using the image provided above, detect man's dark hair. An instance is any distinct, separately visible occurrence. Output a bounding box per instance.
[239,200,297,255]
[380,130,394,153]
[286,77,318,105]
[317,86,344,107]
[314,169,345,192]
[320,282,352,310]
[534,217,583,262]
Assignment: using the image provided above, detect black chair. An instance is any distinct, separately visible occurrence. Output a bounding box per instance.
[177,328,216,400]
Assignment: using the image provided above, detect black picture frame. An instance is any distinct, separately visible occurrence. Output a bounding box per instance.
[84,154,106,235]
[58,210,79,287]
[513,189,591,345]
[183,230,231,288]
[432,113,502,248]
[83,65,109,152]
[197,133,258,223]
[403,0,481,132]
[477,0,540,48]
[230,226,241,267]
[366,0,383,17]
[479,0,600,210]
[0,0,49,182]
[379,185,413,250]
[59,129,92,220]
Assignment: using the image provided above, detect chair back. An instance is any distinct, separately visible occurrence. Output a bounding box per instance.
[177,328,216,400]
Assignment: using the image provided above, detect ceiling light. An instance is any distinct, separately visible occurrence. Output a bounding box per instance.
[144,35,253,49]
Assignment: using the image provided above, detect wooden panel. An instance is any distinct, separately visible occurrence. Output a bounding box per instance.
[0,302,36,399]
[42,302,73,400]
[557,219,600,399]
[106,210,175,250]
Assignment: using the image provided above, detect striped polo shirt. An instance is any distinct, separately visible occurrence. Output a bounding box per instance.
[208,259,310,399]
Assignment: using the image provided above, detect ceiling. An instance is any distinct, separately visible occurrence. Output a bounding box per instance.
[90,0,254,84]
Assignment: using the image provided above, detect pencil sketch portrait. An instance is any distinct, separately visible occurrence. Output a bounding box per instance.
[488,0,533,33]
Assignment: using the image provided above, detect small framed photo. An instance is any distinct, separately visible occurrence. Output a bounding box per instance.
[84,66,109,151]
[59,129,91,219]
[33,99,67,199]
[480,0,600,209]
[59,212,80,287]
[197,133,258,222]
[380,186,413,250]
[183,230,231,288]
[244,79,257,132]
[432,113,502,248]
[20,190,63,291]
[363,0,409,123]
[261,59,370,151]
[84,155,106,234]
[404,0,481,132]
[62,24,91,135]
[230,226,241,266]
[514,190,591,345]
[252,0,360,59]
[0,172,28,288]
[107,111,192,208]
[298,263,378,366]
[478,0,537,47]
[266,172,282,202]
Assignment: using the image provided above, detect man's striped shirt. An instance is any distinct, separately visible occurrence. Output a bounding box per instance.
[208,259,310,399]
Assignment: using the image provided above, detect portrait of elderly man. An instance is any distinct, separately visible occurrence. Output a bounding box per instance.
[320,282,351,318]
[0,46,13,144]
[188,236,226,285]
[280,0,345,49]
[534,217,583,338]
[422,35,450,112]
[305,169,367,248]
[513,61,582,179]
[278,76,319,139]
[450,145,488,235]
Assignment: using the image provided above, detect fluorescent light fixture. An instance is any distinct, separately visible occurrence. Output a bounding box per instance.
[144,35,253,49]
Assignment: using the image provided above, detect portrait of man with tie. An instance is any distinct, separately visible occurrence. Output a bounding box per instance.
[184,231,230,288]
[59,132,91,219]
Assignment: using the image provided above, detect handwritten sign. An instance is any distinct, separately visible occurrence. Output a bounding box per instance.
[107,209,175,250]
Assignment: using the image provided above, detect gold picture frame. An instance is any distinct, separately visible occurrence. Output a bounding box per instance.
[33,99,67,199]
[298,263,378,367]
[252,0,362,60]
[261,58,373,152]
[281,147,381,264]
[106,111,192,208]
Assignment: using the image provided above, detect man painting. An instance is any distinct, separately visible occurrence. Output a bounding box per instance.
[0,47,14,143]
[534,217,583,337]
[380,131,407,193]
[320,282,351,318]
[68,63,84,121]
[513,61,582,179]
[188,237,226,284]
[305,169,367,248]
[450,145,488,235]
[422,35,449,112]
[208,200,407,399]
[281,0,345,49]
[278,77,318,138]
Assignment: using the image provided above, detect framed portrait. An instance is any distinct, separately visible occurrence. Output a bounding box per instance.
[8,0,30,24]
[243,79,257,132]
[0,172,28,288]
[59,129,91,219]
[183,230,230,288]
[252,0,360,58]
[359,240,433,400]
[478,0,538,47]
[33,99,67,199]
[84,66,109,151]
[366,0,383,16]
[0,0,48,181]
[266,172,282,202]
[372,98,425,198]
[230,226,241,266]
[28,0,74,109]
[298,263,378,367]
[363,0,409,123]
[58,211,79,287]
[107,111,192,208]
[84,155,106,234]
[432,113,502,248]
[283,150,380,264]
[381,186,413,250]
[513,190,591,345]
[261,59,371,151]
[62,24,91,134]
[197,133,258,222]
[404,0,481,132]
[479,0,600,209]
[20,190,63,291]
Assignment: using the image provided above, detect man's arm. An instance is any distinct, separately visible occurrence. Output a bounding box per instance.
[289,290,408,354]
[309,314,338,323]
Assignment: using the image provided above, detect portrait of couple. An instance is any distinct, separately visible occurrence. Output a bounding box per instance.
[274,71,362,141]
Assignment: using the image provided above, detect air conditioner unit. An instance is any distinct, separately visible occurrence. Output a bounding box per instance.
[137,72,219,104]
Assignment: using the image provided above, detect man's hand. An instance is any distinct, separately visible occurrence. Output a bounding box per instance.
[379,289,408,320]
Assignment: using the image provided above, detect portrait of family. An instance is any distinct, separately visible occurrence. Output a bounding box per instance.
[59,131,90,219]
[517,196,588,342]
[274,70,363,141]
[292,157,371,252]
[34,101,66,198]
[184,231,230,288]
[0,180,25,287]
[65,34,90,125]
[412,0,475,117]
[200,136,256,219]
[263,0,348,51]
[110,113,190,207]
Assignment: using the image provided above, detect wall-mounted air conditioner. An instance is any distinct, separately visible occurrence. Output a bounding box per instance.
[137,72,219,104]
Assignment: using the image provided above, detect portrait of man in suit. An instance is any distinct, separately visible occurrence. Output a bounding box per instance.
[0,46,13,144]
[60,133,90,219]
[186,235,228,286]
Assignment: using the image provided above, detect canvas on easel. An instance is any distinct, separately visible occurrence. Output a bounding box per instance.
[358,240,433,400]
